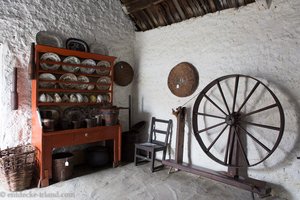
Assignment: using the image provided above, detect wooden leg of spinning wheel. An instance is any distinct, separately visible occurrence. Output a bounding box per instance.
[228,127,248,178]
[173,106,186,164]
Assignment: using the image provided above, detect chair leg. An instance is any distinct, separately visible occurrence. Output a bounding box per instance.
[151,150,155,173]
[162,148,167,161]
[152,149,167,172]
[134,146,138,166]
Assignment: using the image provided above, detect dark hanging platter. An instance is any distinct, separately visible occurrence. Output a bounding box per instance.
[113,61,134,86]
[66,38,89,52]
[167,62,199,97]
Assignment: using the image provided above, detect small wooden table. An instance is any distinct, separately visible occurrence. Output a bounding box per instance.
[32,124,122,187]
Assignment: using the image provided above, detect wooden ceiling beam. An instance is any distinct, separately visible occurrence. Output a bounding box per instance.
[162,4,176,24]
[123,0,167,14]
[120,0,256,31]
[172,0,187,20]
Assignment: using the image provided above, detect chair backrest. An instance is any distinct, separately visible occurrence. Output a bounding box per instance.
[149,117,173,146]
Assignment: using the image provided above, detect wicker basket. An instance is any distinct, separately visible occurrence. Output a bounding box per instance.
[0,144,35,191]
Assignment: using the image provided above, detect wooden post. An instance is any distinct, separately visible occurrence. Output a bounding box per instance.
[28,43,36,80]
[227,126,248,178]
[172,106,186,164]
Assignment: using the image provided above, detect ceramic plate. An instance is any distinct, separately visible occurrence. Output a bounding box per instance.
[36,31,63,48]
[46,94,54,102]
[102,93,110,102]
[59,73,77,89]
[96,94,104,103]
[39,73,56,88]
[87,84,95,90]
[90,43,108,55]
[69,94,77,103]
[39,93,46,102]
[62,56,80,72]
[89,95,97,103]
[40,53,61,70]
[96,94,110,103]
[96,61,110,75]
[96,77,111,90]
[80,59,96,74]
[66,38,89,52]
[53,93,62,103]
[76,75,89,90]
[62,94,70,102]
[75,93,84,103]
[83,95,89,103]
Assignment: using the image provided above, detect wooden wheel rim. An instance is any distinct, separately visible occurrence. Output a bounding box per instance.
[192,74,285,167]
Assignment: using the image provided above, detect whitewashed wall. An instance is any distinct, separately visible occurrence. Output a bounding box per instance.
[134,0,300,199]
[0,0,135,148]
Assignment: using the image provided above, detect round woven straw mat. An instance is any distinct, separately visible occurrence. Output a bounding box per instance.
[167,62,199,97]
[113,61,134,86]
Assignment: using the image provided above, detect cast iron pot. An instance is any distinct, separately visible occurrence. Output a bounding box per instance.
[86,146,109,167]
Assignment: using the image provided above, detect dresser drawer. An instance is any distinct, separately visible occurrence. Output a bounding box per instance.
[73,130,102,144]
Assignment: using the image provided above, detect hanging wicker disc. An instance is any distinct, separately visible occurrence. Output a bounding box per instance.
[113,61,134,86]
[167,62,199,97]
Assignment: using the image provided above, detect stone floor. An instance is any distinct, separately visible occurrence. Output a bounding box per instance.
[0,163,284,200]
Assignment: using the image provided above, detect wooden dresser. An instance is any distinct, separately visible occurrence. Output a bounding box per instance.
[31,45,121,187]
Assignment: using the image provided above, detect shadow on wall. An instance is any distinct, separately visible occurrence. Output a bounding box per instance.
[252,78,300,171]
[130,58,154,143]
[135,111,151,143]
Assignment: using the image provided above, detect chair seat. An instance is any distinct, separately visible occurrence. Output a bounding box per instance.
[135,142,165,151]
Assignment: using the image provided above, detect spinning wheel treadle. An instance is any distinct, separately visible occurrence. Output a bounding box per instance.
[192,74,284,167]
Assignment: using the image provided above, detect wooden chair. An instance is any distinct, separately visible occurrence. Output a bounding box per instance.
[134,117,173,172]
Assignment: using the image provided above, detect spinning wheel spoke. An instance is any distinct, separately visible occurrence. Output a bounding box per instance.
[232,76,239,113]
[197,112,226,119]
[204,94,227,116]
[234,127,250,166]
[241,104,278,118]
[237,82,260,113]
[206,124,229,152]
[240,121,281,131]
[197,122,226,134]
[237,125,271,153]
[217,81,230,114]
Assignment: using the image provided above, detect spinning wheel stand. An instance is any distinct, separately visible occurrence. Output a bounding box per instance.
[163,74,285,197]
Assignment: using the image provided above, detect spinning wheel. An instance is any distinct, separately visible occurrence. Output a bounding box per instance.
[192,74,284,167]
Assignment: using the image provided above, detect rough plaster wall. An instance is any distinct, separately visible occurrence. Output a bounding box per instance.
[0,0,135,148]
[134,0,300,199]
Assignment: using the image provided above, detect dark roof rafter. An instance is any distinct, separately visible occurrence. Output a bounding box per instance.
[121,0,255,31]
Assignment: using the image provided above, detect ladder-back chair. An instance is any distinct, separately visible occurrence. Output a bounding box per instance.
[134,117,173,172]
